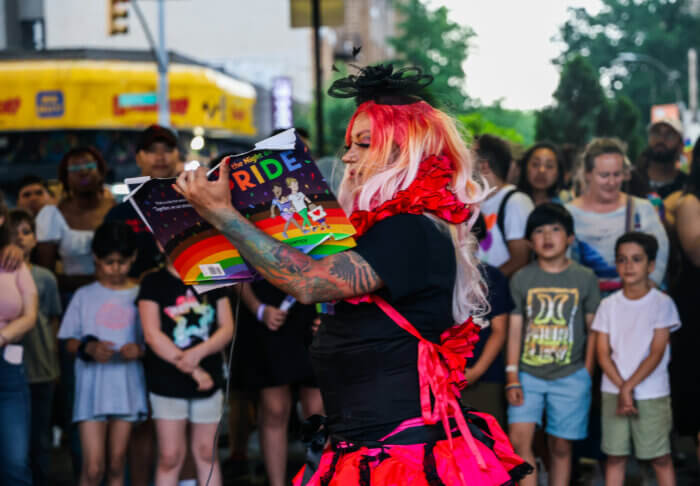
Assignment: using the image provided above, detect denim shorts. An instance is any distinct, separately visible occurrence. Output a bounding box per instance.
[508,367,592,440]
[149,390,223,424]
[81,414,142,423]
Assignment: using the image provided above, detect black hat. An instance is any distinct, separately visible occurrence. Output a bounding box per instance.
[327,64,433,106]
[137,124,178,152]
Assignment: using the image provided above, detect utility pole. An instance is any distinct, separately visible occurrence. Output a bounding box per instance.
[312,0,323,156]
[131,0,170,126]
[689,48,697,122]
[156,0,169,125]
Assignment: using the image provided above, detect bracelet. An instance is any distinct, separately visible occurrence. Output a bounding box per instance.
[505,383,522,391]
[505,364,518,373]
[256,304,266,322]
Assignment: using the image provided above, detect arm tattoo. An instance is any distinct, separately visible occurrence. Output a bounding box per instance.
[329,253,378,296]
[214,209,382,303]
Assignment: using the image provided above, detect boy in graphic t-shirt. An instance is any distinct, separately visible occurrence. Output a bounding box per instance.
[593,232,680,486]
[506,203,601,486]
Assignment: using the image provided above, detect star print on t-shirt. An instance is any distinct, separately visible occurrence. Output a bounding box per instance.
[164,289,215,348]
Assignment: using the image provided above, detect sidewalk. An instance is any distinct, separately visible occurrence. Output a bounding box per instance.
[49,433,699,485]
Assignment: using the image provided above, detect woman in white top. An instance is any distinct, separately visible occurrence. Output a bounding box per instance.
[565,138,669,295]
[36,147,115,295]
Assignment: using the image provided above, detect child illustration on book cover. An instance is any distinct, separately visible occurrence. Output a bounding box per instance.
[270,183,305,239]
[285,176,317,233]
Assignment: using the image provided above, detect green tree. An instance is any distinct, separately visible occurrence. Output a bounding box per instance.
[388,0,474,111]
[458,113,525,146]
[301,1,475,155]
[467,101,536,146]
[557,0,700,126]
[535,56,642,157]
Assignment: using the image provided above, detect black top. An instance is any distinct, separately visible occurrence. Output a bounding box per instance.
[310,214,456,441]
[138,268,226,398]
[466,264,514,384]
[235,279,318,389]
[104,201,164,279]
[629,168,688,200]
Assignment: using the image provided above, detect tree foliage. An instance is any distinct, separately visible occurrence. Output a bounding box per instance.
[388,0,474,111]
[469,101,536,147]
[301,1,536,156]
[458,113,525,146]
[557,0,700,125]
[536,55,643,157]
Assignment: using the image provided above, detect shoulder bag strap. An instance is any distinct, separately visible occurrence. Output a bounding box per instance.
[624,195,635,232]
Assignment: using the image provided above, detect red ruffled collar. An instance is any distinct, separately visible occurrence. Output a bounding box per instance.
[349,155,472,237]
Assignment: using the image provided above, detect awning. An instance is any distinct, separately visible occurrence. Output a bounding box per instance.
[0,55,257,137]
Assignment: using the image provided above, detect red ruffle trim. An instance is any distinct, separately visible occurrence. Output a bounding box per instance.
[349,155,473,237]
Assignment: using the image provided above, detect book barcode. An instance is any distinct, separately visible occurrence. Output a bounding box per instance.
[199,264,225,277]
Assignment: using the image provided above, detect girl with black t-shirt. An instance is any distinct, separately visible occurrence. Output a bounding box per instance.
[174,64,532,485]
[237,281,323,486]
[138,263,234,486]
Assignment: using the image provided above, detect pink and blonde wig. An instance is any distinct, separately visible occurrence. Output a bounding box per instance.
[338,100,488,320]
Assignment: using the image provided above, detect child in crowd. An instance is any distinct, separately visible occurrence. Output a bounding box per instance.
[593,232,679,486]
[9,209,62,486]
[58,221,148,486]
[138,254,234,486]
[460,214,513,428]
[506,203,601,486]
[474,134,534,277]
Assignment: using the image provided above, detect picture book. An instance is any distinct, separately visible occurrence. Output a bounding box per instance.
[125,129,356,287]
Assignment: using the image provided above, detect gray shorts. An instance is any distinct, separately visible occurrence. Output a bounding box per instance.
[149,390,223,424]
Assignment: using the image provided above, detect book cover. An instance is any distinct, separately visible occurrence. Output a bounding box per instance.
[126,129,356,286]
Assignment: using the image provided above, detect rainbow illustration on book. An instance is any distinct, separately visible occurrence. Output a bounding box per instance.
[126,129,356,288]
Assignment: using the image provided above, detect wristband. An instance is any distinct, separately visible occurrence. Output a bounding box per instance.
[77,335,99,362]
[505,383,522,391]
[505,364,518,374]
[256,304,266,322]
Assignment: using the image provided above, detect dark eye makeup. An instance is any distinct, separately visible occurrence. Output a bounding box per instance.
[344,142,371,150]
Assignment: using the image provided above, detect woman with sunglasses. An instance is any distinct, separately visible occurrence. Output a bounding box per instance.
[34,146,115,482]
[35,146,114,296]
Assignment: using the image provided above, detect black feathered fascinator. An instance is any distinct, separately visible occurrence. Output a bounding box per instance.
[327,64,434,106]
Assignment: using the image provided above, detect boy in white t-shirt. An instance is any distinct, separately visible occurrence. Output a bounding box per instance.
[474,134,534,277]
[593,232,680,486]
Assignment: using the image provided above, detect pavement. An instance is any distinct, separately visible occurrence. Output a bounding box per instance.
[48,430,699,486]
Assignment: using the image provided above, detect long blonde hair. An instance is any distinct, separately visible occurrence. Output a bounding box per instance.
[338,101,488,321]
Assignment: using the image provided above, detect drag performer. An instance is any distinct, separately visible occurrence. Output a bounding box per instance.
[175,64,532,485]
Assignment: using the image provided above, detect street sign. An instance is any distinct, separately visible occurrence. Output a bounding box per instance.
[118,92,157,108]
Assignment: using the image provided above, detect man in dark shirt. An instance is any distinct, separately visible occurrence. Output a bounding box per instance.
[104,124,180,279]
[631,118,687,199]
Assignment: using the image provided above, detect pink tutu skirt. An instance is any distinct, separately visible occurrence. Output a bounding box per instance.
[292,410,532,486]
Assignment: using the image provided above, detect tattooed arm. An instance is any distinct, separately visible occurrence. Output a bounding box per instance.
[174,166,383,304]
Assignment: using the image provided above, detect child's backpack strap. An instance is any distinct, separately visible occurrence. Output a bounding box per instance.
[496,188,520,239]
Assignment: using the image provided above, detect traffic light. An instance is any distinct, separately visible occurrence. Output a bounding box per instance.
[107,0,129,36]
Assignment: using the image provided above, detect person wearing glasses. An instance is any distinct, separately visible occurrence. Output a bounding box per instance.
[35,146,114,295]
[34,146,114,483]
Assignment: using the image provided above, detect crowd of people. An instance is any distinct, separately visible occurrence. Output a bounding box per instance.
[0,63,699,486]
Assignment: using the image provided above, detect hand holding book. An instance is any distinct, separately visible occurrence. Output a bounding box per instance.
[172,161,235,231]
[126,129,356,288]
